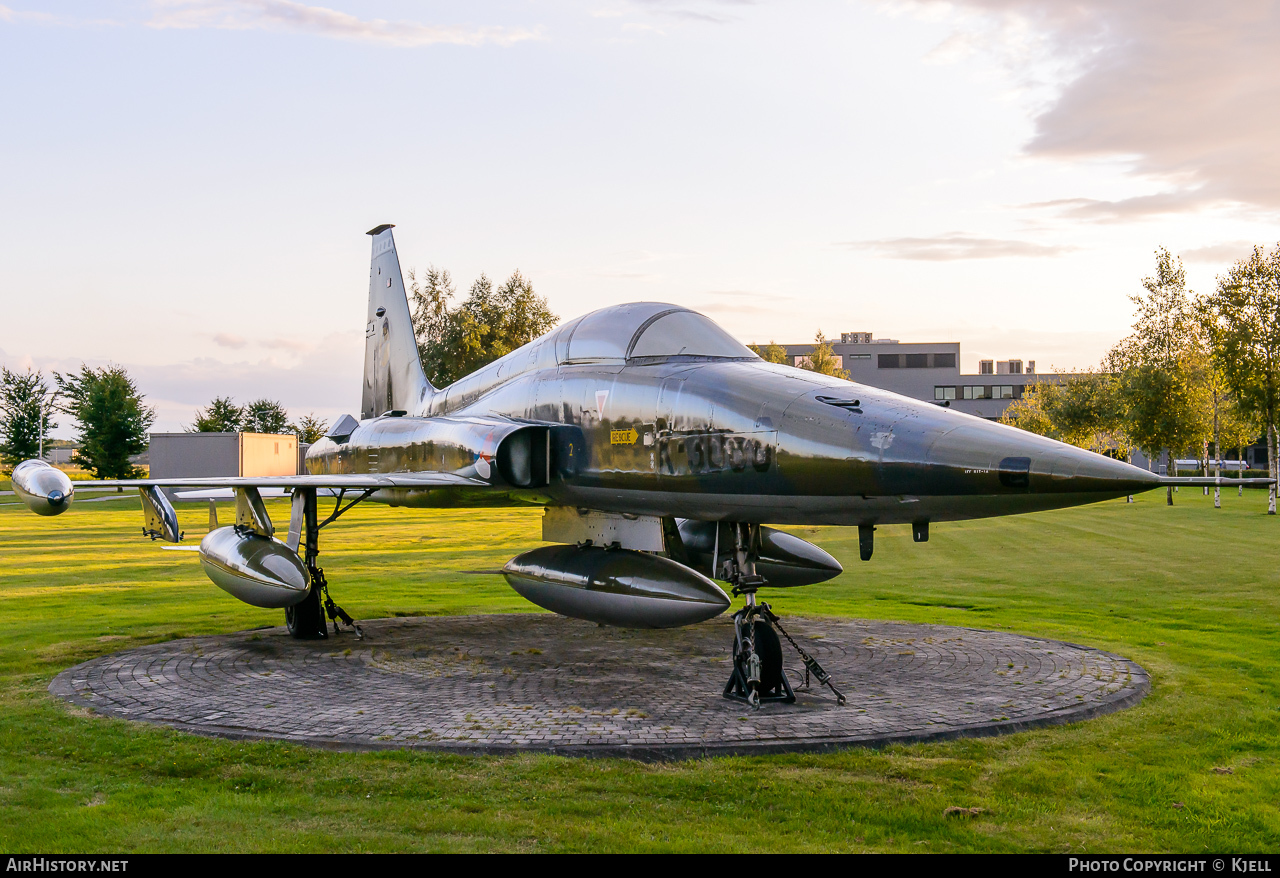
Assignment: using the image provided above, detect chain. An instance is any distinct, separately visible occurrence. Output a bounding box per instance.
[768,611,846,706]
[311,565,364,639]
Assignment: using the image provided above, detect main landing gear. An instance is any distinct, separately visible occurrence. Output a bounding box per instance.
[286,488,369,640]
[719,523,846,708]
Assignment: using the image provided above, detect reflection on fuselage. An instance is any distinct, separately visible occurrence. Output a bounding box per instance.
[310,304,1161,527]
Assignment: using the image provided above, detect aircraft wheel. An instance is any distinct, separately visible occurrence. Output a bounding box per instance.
[752,620,786,697]
[286,584,327,639]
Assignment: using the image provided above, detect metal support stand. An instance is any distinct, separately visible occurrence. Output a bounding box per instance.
[723,590,794,707]
[719,523,846,707]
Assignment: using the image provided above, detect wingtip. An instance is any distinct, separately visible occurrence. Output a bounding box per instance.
[366,223,395,236]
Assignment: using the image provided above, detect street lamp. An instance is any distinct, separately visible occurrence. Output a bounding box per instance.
[37,391,58,462]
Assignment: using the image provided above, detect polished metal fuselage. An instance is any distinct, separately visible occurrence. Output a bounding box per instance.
[307,322,1161,528]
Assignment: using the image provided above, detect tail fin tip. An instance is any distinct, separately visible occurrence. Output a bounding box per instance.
[366,223,395,236]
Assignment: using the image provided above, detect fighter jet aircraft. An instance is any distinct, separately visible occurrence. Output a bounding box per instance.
[13,224,1266,705]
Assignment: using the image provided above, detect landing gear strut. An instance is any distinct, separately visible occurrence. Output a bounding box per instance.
[719,523,846,707]
[286,488,367,640]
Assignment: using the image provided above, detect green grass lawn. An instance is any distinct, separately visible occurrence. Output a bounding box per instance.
[0,486,1276,852]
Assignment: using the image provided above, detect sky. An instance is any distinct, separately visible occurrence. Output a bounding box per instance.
[2,0,1278,436]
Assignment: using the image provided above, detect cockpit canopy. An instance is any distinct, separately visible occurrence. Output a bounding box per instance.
[558,303,757,365]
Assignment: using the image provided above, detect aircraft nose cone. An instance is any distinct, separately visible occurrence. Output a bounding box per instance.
[1046,442,1162,494]
[924,415,1161,499]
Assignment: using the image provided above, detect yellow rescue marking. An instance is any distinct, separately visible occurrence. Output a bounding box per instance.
[610,428,639,446]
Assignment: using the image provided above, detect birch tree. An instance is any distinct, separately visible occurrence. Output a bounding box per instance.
[1112,248,1210,504]
[1201,243,1280,513]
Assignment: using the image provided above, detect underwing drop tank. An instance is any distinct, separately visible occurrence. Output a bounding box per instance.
[676,520,843,587]
[503,545,731,628]
[199,526,310,609]
[11,460,74,516]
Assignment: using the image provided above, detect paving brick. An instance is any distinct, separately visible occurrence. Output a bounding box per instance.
[48,615,1148,758]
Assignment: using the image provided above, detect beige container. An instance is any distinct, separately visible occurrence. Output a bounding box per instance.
[239,433,298,477]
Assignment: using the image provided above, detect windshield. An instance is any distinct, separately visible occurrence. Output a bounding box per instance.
[628,311,757,360]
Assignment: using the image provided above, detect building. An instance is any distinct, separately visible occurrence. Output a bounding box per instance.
[148,433,304,497]
[781,333,1048,421]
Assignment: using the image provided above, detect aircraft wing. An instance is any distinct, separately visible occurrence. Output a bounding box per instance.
[58,472,485,490]
[8,459,491,521]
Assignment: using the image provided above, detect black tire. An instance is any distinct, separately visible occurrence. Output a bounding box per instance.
[752,620,785,697]
[285,585,327,639]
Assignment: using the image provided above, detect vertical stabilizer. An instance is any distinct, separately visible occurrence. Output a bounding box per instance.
[362,224,433,419]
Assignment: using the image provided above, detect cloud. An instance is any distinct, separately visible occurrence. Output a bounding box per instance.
[212,332,316,353]
[1019,191,1225,223]
[148,0,541,47]
[0,5,55,23]
[1179,241,1263,265]
[263,336,315,353]
[701,289,782,300]
[686,300,782,316]
[840,233,1074,260]
[591,271,663,280]
[0,4,118,26]
[628,0,757,24]
[896,1,1280,218]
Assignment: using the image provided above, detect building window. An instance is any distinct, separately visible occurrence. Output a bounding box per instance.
[964,385,993,399]
[845,353,871,361]
[878,354,900,368]
[935,386,956,400]
[933,353,956,368]
[905,353,929,368]
[979,360,994,375]
[996,385,1014,399]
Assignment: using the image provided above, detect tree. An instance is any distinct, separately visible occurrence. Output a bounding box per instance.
[410,267,559,387]
[999,381,1055,437]
[749,341,789,364]
[0,368,57,473]
[55,365,154,479]
[799,331,848,379]
[290,414,328,444]
[1201,242,1280,512]
[187,396,242,433]
[241,399,290,434]
[1111,247,1211,503]
[1124,247,1199,366]
[1000,371,1130,457]
[1119,355,1210,482]
[408,266,457,389]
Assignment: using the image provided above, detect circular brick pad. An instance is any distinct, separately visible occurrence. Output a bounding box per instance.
[50,615,1148,758]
